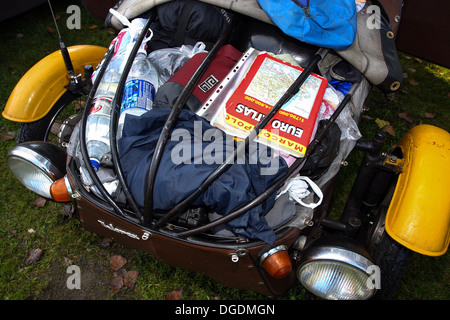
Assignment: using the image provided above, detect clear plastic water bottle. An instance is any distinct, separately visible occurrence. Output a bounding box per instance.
[117,50,159,139]
[86,41,128,172]
[95,68,121,98]
[87,15,150,170]
[85,97,113,171]
[91,16,148,84]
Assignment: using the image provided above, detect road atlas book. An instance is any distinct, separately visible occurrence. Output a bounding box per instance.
[212,52,327,157]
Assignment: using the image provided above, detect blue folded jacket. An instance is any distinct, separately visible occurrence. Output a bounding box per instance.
[118,109,289,244]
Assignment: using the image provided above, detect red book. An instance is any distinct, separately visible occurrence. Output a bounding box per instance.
[214,52,327,157]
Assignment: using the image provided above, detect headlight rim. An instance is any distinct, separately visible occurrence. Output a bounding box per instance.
[7,142,67,199]
[8,145,65,182]
[297,235,377,300]
[299,245,375,273]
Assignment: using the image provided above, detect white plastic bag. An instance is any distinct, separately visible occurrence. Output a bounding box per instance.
[148,42,207,86]
[318,85,361,141]
[276,176,323,209]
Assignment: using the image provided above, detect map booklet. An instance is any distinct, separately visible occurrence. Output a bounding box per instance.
[212,52,327,157]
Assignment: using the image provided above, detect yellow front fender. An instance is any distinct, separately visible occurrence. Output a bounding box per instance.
[386,125,450,256]
[2,45,107,123]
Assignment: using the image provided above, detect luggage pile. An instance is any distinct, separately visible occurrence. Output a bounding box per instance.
[78,0,399,244]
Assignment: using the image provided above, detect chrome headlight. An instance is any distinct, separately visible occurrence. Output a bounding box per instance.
[297,235,377,300]
[7,142,67,199]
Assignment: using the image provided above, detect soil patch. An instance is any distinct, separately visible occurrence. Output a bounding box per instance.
[37,259,111,300]
[36,249,136,300]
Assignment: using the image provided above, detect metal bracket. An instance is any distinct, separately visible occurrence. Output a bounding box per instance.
[382,154,403,173]
[228,248,249,263]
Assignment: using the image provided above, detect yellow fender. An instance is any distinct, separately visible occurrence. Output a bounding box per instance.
[2,45,107,123]
[386,125,450,256]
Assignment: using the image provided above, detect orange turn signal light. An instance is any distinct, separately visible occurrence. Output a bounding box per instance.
[260,245,292,279]
[50,176,71,202]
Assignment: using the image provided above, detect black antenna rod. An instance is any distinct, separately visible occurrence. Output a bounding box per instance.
[47,0,75,79]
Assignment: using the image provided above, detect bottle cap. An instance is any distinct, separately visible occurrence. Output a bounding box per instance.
[90,158,100,171]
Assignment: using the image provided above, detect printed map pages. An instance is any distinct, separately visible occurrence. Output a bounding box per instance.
[212,52,327,157]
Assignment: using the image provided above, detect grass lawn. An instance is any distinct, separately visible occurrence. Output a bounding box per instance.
[0,0,448,300]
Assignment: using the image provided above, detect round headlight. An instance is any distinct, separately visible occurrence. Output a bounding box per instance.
[7,142,66,199]
[297,236,377,300]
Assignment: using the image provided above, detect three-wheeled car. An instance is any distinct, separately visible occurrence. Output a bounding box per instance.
[3,0,449,300]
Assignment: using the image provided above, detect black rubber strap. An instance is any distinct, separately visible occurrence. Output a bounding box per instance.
[174,0,196,47]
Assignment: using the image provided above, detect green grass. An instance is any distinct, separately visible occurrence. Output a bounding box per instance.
[0,0,109,300]
[0,0,448,300]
